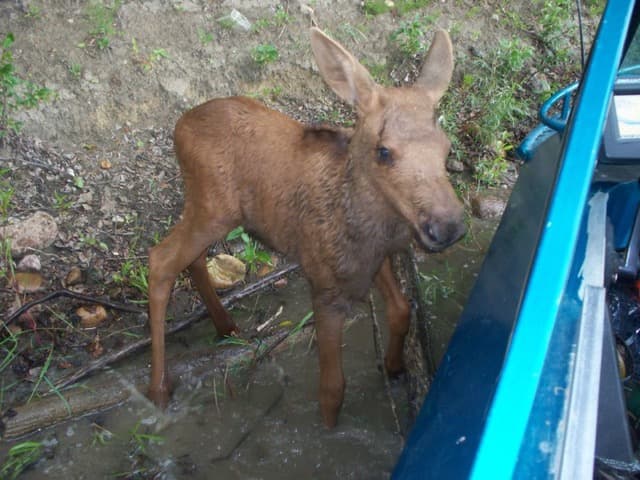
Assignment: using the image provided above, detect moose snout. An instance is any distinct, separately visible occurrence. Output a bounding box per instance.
[419,217,466,252]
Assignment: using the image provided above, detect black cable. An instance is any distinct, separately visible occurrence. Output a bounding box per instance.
[576,0,586,71]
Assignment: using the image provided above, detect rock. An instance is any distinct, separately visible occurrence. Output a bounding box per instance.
[446,158,465,173]
[17,254,41,272]
[64,266,84,286]
[86,334,104,358]
[273,278,288,289]
[77,305,108,328]
[531,72,550,95]
[207,254,246,289]
[217,8,252,31]
[471,194,507,219]
[0,211,59,257]
[159,76,191,100]
[14,272,44,293]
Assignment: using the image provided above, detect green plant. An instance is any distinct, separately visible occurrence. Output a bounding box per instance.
[390,15,437,57]
[585,0,606,15]
[53,191,73,211]
[91,423,115,446]
[291,311,313,336]
[0,441,44,479]
[73,175,85,189]
[150,48,169,62]
[25,5,41,19]
[438,36,535,187]
[0,324,19,373]
[113,259,149,299]
[251,44,279,66]
[0,168,14,218]
[247,85,283,101]
[273,5,291,26]
[418,271,455,305]
[87,0,121,50]
[218,17,235,30]
[364,0,432,16]
[0,33,52,138]
[252,6,291,32]
[142,48,169,71]
[129,422,164,454]
[216,335,250,346]
[363,0,390,15]
[198,28,214,45]
[395,0,432,15]
[80,234,109,252]
[361,59,390,86]
[226,226,272,273]
[68,63,82,79]
[534,0,576,66]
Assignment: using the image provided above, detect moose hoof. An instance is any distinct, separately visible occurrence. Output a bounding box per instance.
[384,356,406,378]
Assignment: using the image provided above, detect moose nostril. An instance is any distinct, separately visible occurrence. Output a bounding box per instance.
[424,223,440,243]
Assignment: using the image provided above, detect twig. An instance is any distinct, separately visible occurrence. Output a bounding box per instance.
[369,292,402,437]
[211,385,284,462]
[407,247,435,374]
[253,318,315,365]
[6,289,144,325]
[51,263,300,392]
[256,305,283,333]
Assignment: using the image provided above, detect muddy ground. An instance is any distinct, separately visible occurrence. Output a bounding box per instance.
[0,0,600,477]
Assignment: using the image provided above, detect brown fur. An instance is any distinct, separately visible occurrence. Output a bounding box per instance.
[147,28,465,427]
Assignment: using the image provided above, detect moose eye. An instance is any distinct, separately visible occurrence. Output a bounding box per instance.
[377,146,393,165]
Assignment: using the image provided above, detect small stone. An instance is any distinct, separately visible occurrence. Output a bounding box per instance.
[471,194,507,219]
[86,335,104,358]
[446,158,465,173]
[77,305,109,328]
[8,323,22,335]
[65,266,84,286]
[273,278,288,289]
[17,254,41,272]
[14,272,44,292]
[531,72,550,95]
[218,9,251,31]
[0,211,59,257]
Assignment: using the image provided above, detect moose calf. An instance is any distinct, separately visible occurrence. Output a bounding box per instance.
[147,27,465,427]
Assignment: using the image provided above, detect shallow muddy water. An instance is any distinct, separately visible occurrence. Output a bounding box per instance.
[1,219,496,480]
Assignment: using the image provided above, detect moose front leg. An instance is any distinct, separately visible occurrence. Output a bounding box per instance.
[312,293,348,428]
[375,257,410,375]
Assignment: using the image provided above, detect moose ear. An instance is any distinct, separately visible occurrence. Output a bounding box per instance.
[415,29,454,102]
[310,27,379,114]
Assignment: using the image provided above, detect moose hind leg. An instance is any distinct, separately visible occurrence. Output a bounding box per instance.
[188,250,237,337]
[375,257,410,375]
[147,219,229,407]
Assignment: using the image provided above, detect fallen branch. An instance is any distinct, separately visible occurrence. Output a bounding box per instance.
[6,289,144,325]
[3,301,314,439]
[51,263,300,392]
[369,292,402,437]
